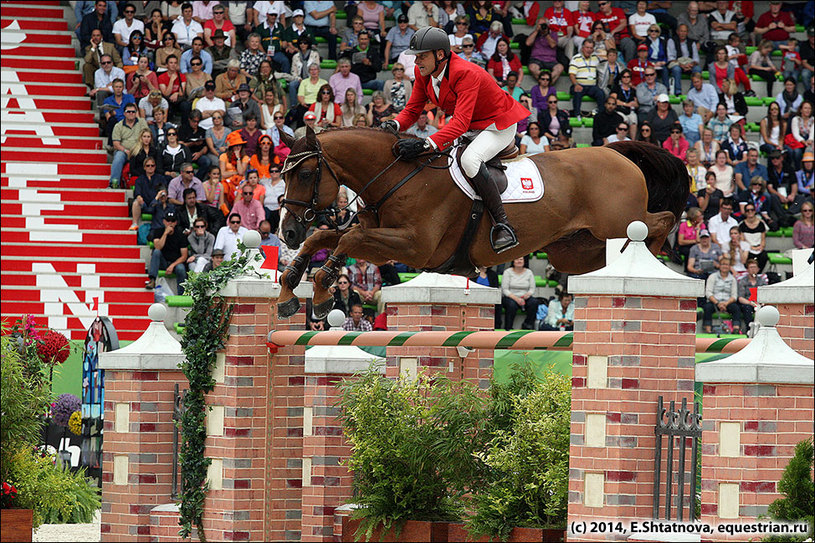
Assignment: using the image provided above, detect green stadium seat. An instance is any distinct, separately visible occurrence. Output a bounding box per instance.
[763,97,776,106]
[397,272,421,282]
[320,59,337,69]
[576,143,590,148]
[669,95,682,104]
[363,88,372,95]
[522,66,529,75]
[174,322,185,334]
[157,270,176,279]
[767,253,792,265]
[701,71,709,79]
[148,241,154,249]
[141,213,152,221]
[780,226,793,237]
[766,229,783,237]
[569,117,582,127]
[744,96,763,107]
[582,117,594,127]
[511,18,527,25]
[335,11,346,19]
[745,46,757,55]
[556,91,571,101]
[165,295,193,308]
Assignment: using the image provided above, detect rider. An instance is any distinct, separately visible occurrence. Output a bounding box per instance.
[381,27,530,253]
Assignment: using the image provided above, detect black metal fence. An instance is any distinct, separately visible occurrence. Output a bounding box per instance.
[653,396,702,521]
[172,383,186,499]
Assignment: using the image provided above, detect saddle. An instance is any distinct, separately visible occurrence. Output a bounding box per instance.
[455,137,519,194]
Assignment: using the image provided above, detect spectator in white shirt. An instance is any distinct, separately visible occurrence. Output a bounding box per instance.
[172,2,205,49]
[91,54,126,105]
[214,212,249,260]
[112,3,145,51]
[196,80,225,130]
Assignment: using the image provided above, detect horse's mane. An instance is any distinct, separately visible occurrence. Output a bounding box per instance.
[320,125,421,140]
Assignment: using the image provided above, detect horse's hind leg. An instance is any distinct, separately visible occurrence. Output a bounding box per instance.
[643,211,678,257]
[544,230,607,275]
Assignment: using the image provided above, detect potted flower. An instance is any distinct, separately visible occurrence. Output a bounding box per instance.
[337,369,488,542]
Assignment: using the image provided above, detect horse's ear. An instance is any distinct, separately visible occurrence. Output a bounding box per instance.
[305,124,317,148]
[279,129,296,150]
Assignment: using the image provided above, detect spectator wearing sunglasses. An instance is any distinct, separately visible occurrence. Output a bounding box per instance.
[112,3,145,52]
[214,213,248,261]
[457,36,485,67]
[230,184,265,231]
[384,14,415,65]
[606,122,632,143]
[187,218,216,273]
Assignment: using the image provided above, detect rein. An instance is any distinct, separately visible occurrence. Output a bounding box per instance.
[280,135,453,230]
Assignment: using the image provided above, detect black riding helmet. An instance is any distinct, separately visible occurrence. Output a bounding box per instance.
[405,26,450,56]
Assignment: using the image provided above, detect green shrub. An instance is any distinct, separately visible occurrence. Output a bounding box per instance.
[1,331,50,477]
[467,369,571,541]
[2,327,100,529]
[338,369,487,541]
[764,439,814,542]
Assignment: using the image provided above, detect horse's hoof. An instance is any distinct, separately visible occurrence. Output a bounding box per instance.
[277,297,301,319]
[312,297,335,320]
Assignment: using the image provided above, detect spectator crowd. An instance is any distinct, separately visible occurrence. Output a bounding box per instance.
[78,0,813,332]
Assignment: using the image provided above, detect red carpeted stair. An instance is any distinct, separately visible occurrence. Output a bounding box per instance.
[1,3,153,341]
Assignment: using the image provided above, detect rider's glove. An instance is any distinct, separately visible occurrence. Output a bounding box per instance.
[380,120,399,134]
[395,138,431,159]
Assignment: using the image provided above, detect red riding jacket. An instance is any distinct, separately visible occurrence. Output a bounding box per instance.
[393,53,530,151]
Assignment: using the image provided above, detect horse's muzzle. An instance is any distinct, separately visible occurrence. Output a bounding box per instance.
[281,216,307,249]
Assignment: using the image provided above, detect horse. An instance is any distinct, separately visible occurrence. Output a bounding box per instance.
[275,126,689,319]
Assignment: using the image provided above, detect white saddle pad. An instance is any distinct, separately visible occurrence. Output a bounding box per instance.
[448,148,544,203]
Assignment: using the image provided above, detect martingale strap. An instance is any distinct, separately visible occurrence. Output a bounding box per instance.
[424,199,485,277]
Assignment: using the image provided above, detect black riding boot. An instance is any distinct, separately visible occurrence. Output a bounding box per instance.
[470,162,518,253]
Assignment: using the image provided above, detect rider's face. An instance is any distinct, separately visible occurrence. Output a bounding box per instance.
[414,50,444,77]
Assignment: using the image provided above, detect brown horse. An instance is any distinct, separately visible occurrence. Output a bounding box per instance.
[275,127,688,318]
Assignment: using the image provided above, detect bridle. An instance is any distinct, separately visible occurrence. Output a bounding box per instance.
[279,134,452,230]
[279,138,343,225]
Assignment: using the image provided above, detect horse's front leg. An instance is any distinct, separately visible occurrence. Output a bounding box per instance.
[277,229,346,318]
[311,252,348,319]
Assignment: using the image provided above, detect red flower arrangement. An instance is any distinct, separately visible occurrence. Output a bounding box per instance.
[1,481,18,508]
[36,329,70,366]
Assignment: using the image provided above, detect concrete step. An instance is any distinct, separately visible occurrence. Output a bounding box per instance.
[1,146,107,164]
[2,55,76,70]
[1,134,106,150]
[2,257,148,275]
[3,242,142,259]
[2,215,134,230]
[2,185,127,202]
[2,270,154,290]
[3,67,85,84]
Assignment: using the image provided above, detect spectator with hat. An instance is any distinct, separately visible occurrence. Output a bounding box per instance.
[220,131,250,208]
[627,43,654,86]
[686,228,722,280]
[146,210,189,293]
[195,80,225,130]
[384,13,415,66]
[202,248,225,272]
[646,93,679,145]
[296,111,319,138]
[207,29,239,78]
[229,83,262,131]
[282,9,314,57]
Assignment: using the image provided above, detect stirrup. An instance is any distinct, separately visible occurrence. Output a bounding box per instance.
[490,223,518,254]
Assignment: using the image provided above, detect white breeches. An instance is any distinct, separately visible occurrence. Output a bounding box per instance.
[460,123,518,178]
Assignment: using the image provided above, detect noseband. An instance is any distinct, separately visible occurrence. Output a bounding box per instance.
[279,138,342,226]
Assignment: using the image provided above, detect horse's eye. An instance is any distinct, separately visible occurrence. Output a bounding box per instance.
[298,169,312,180]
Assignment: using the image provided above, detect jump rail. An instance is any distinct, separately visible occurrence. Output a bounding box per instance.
[266,330,750,353]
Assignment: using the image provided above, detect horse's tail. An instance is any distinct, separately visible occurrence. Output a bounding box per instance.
[607,140,690,226]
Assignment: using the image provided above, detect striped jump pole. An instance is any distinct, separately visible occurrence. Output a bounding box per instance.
[267,330,751,354]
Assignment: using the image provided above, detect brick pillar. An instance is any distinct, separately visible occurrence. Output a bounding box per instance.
[697,306,814,539]
[567,223,704,538]
[757,262,814,360]
[150,504,182,542]
[381,273,498,386]
[202,274,311,543]
[300,344,385,541]
[98,304,187,542]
